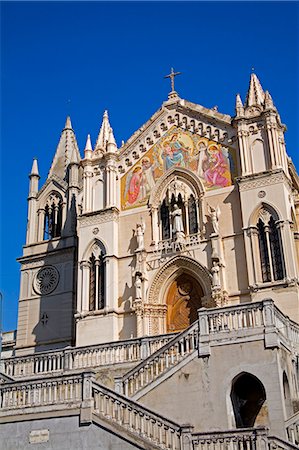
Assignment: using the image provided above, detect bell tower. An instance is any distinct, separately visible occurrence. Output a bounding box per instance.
[15,117,81,355]
[235,74,299,319]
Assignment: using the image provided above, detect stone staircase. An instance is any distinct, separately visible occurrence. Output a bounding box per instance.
[1,371,296,450]
[119,320,199,400]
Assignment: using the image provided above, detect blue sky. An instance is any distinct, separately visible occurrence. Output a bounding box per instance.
[1,1,298,331]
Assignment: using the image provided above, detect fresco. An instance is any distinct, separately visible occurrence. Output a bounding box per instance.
[121,127,236,210]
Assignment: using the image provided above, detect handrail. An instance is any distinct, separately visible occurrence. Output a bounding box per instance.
[2,332,177,378]
[0,372,83,409]
[121,320,199,397]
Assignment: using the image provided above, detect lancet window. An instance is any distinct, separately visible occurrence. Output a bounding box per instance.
[89,251,104,311]
[257,208,285,282]
[159,179,199,241]
[43,193,63,240]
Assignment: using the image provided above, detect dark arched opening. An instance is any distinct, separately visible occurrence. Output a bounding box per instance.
[231,372,266,428]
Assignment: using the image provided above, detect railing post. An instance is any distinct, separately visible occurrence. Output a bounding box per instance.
[114,376,123,395]
[180,424,194,450]
[80,371,94,425]
[198,309,211,357]
[262,299,279,349]
[254,427,269,450]
[141,337,150,360]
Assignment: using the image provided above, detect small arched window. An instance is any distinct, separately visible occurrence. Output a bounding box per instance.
[43,193,63,240]
[257,208,285,282]
[89,252,104,311]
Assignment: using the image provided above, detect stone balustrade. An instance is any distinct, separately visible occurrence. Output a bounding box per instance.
[1,333,176,379]
[0,373,82,410]
[286,411,299,446]
[0,371,296,449]
[92,381,182,449]
[121,321,198,397]
[198,299,299,356]
[191,428,298,450]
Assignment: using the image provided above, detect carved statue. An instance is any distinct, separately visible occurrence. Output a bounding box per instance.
[172,204,184,233]
[136,218,146,251]
[208,205,221,234]
[134,273,142,300]
[211,261,221,289]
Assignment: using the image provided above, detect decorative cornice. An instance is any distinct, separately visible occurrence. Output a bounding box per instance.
[237,169,291,193]
[79,208,119,227]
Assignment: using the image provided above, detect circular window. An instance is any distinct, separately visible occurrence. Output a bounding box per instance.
[33,266,59,295]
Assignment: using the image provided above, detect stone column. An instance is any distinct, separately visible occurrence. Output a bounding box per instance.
[37,208,45,242]
[150,206,159,244]
[81,261,90,312]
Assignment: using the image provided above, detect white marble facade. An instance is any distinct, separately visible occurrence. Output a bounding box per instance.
[16,73,299,354]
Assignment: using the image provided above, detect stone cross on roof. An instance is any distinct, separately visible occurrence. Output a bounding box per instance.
[164,68,181,97]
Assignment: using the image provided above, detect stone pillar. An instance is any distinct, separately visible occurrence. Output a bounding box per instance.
[150,206,159,244]
[81,261,90,312]
[37,208,45,242]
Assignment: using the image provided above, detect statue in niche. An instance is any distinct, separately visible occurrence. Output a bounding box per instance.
[208,205,221,235]
[136,218,146,251]
[211,261,221,289]
[172,204,185,242]
[134,273,143,301]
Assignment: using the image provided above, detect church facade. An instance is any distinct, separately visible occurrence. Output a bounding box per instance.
[0,74,298,449]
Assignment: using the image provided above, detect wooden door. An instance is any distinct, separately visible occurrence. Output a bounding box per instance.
[166,274,203,332]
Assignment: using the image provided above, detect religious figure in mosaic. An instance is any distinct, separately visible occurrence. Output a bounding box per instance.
[162,133,189,170]
[203,145,231,188]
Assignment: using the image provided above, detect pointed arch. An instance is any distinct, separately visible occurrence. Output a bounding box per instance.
[149,167,205,209]
[43,191,63,240]
[81,239,106,312]
[148,255,212,305]
[82,238,107,261]
[149,168,204,242]
[248,202,282,227]
[248,203,285,283]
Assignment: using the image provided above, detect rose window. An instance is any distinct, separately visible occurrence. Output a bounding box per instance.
[34,266,59,295]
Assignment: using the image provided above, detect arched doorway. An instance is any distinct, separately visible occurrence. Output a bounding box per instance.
[231,372,267,428]
[166,273,204,332]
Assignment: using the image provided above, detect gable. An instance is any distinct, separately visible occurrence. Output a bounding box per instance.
[120,125,237,211]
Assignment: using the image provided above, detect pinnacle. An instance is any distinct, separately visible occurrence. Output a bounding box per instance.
[95,110,112,151]
[245,73,265,107]
[30,158,39,177]
[107,128,117,153]
[64,116,73,130]
[84,134,92,151]
[236,94,243,106]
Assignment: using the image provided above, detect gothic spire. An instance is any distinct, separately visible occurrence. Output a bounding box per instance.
[48,116,81,180]
[30,158,39,177]
[245,73,265,107]
[95,110,111,151]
